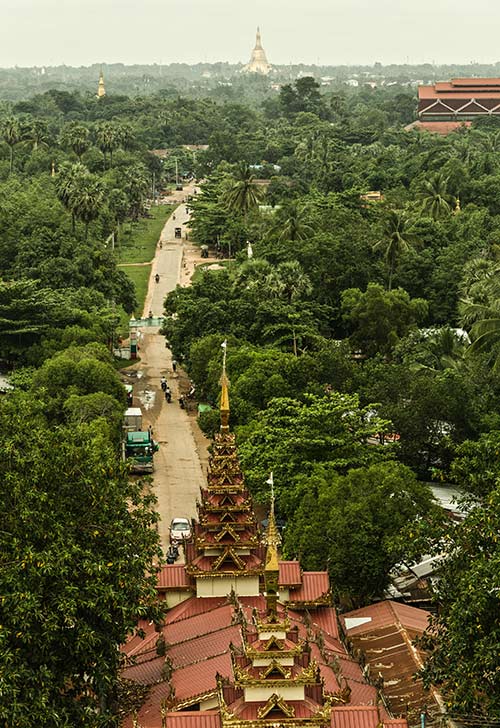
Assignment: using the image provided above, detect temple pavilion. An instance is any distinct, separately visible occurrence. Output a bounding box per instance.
[410,78,500,133]
[242,28,272,75]
[120,367,411,728]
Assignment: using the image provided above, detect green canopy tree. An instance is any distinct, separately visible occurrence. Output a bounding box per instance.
[419,485,500,718]
[0,395,164,727]
[341,283,428,357]
[237,391,390,512]
[283,461,438,606]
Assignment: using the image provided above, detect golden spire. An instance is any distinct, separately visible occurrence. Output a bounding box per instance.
[255,26,263,50]
[51,160,55,177]
[264,474,281,620]
[454,196,461,214]
[220,339,230,432]
[97,67,106,98]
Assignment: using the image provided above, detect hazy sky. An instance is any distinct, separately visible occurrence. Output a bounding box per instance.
[1,0,498,68]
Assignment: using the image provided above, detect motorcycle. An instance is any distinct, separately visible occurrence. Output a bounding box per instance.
[179,396,185,409]
[165,388,172,403]
[155,273,160,283]
[166,541,179,564]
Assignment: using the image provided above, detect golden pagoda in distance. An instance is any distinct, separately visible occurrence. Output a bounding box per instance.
[243,27,272,75]
[96,68,106,98]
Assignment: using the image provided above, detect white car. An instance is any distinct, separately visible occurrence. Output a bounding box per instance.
[169,517,192,542]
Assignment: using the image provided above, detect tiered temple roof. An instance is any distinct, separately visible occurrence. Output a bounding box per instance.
[121,352,410,728]
[416,78,500,132]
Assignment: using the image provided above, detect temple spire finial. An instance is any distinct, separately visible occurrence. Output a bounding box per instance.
[264,472,281,620]
[97,67,106,98]
[220,339,230,432]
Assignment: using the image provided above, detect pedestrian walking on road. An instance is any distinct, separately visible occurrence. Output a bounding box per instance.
[172,359,177,373]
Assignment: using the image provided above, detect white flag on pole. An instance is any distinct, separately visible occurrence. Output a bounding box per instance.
[266,472,274,486]
[221,339,227,349]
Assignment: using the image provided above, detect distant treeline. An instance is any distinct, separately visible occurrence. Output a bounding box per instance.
[2,60,500,103]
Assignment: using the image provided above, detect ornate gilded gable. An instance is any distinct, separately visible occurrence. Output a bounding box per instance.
[257,693,295,719]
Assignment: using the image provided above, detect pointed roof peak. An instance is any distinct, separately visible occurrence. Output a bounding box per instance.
[255,27,263,49]
[220,339,230,432]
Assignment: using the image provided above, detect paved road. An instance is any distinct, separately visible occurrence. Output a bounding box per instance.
[143,200,192,317]
[128,188,209,554]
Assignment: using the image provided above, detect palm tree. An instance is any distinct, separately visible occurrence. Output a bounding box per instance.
[1,116,22,174]
[265,261,312,304]
[231,258,273,297]
[55,162,88,233]
[95,122,120,168]
[268,200,314,242]
[459,258,500,369]
[225,162,262,216]
[60,123,91,161]
[121,165,149,220]
[416,172,456,221]
[411,327,467,373]
[373,210,419,291]
[24,118,49,152]
[71,175,104,240]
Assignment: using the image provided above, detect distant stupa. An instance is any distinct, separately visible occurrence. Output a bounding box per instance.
[242,27,271,74]
[96,68,106,98]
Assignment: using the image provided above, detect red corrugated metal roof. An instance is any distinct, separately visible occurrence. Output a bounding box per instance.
[279,560,302,586]
[311,607,340,639]
[165,596,227,623]
[331,706,396,728]
[168,625,242,668]
[166,605,234,645]
[342,600,430,635]
[342,600,439,720]
[288,571,330,602]
[122,654,164,685]
[165,711,221,728]
[158,564,193,589]
[172,652,233,701]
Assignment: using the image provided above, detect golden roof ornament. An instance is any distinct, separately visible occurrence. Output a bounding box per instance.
[220,339,230,432]
[264,473,280,619]
[454,196,461,214]
[97,67,106,98]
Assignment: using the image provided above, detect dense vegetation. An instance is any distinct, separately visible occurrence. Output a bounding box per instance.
[156,79,500,719]
[2,72,500,721]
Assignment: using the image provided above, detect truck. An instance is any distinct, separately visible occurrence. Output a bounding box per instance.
[123,407,159,473]
[125,430,159,474]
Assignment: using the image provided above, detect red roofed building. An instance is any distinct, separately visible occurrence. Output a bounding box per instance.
[416,78,500,132]
[120,372,412,728]
[342,601,443,725]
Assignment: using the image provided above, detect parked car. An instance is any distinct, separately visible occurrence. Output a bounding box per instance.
[169,517,192,542]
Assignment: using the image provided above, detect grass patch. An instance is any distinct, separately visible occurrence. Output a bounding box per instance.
[124,265,151,318]
[191,259,233,284]
[116,204,174,264]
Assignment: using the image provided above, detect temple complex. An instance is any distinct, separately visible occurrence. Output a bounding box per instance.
[120,359,430,728]
[413,78,500,133]
[242,28,272,75]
